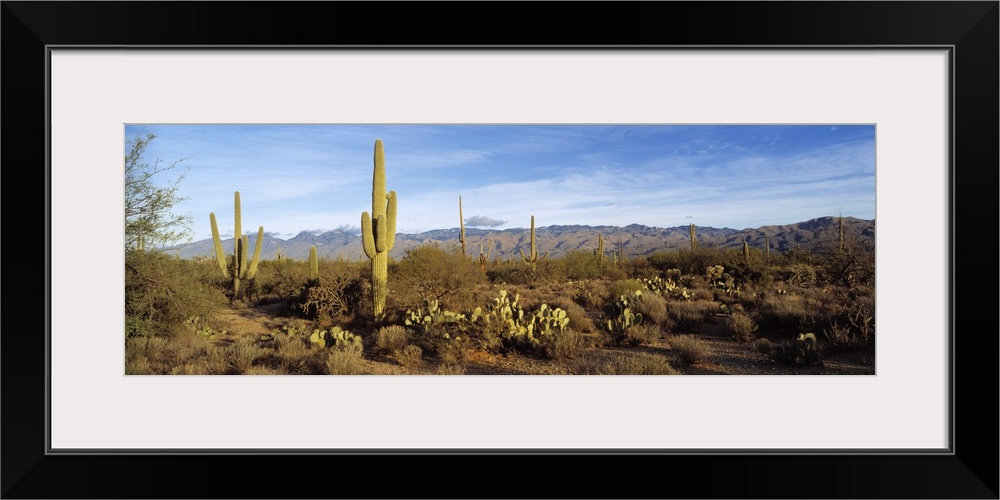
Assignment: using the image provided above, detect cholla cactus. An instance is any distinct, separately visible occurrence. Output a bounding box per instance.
[210,191,263,301]
[706,265,725,282]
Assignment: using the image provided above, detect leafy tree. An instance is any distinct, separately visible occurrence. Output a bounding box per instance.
[124,132,192,252]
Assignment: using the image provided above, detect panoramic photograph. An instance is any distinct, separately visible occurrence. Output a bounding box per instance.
[124,124,876,375]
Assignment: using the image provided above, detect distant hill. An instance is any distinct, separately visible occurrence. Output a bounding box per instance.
[164,216,875,262]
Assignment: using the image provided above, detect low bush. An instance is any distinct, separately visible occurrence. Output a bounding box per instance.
[669,335,710,365]
[727,311,759,343]
[125,250,229,338]
[374,325,410,355]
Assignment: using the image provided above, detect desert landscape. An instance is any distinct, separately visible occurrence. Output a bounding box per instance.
[125,134,875,376]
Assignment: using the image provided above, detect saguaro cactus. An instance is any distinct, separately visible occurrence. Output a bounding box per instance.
[743,240,750,263]
[458,195,466,257]
[615,240,627,266]
[519,215,548,272]
[690,223,697,251]
[478,240,493,271]
[838,216,845,254]
[309,245,319,281]
[360,139,397,320]
[210,191,263,301]
[595,233,605,267]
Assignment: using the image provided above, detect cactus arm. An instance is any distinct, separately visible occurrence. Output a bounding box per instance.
[375,215,387,253]
[361,212,376,259]
[519,248,529,262]
[233,191,242,255]
[245,226,264,280]
[237,234,249,277]
[209,213,230,278]
[384,190,397,251]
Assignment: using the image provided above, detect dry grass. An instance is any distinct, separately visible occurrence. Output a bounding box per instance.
[577,352,679,375]
[325,348,367,375]
[669,335,710,366]
[727,311,759,343]
[395,345,424,370]
[374,325,410,355]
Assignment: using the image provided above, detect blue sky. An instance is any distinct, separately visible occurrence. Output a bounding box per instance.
[124,124,876,243]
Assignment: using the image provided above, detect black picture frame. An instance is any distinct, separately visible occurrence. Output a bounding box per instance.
[3,2,997,498]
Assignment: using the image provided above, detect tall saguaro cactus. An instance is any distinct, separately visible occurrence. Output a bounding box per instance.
[743,240,750,263]
[690,223,697,251]
[210,191,263,301]
[309,245,319,281]
[458,195,466,257]
[361,139,397,320]
[519,215,548,272]
[838,216,845,254]
[595,233,605,267]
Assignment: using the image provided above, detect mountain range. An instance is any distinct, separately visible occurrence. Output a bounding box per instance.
[165,216,875,262]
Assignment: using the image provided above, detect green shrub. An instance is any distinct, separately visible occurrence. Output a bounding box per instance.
[392,243,487,309]
[298,275,370,323]
[551,249,605,280]
[125,251,229,338]
[486,261,536,286]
